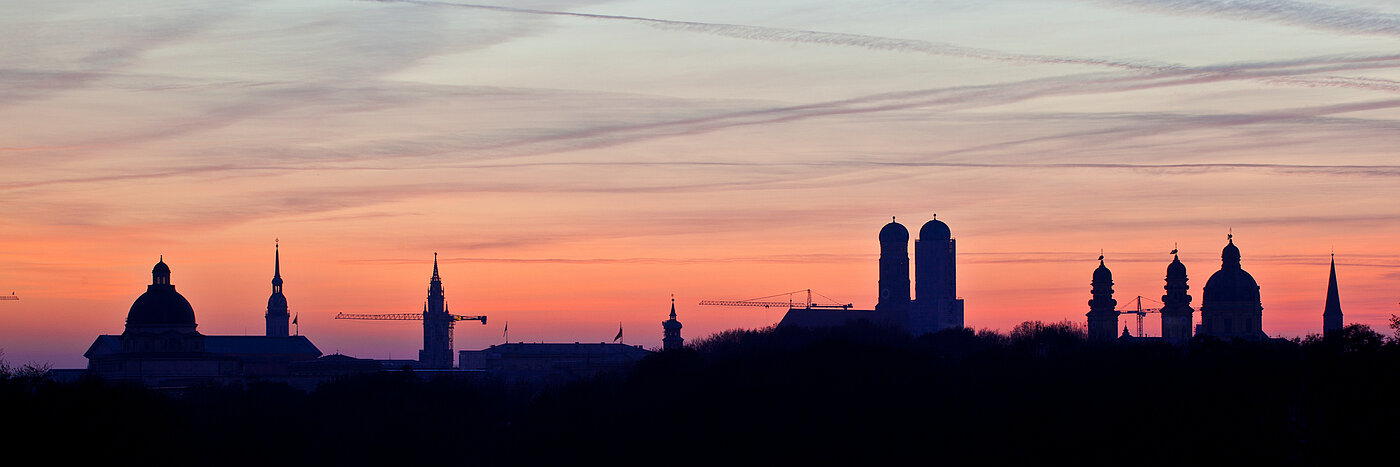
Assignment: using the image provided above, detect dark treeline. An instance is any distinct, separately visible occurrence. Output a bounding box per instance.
[5,321,1399,466]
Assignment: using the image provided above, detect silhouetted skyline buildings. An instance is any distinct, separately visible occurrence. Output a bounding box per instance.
[1090,234,1345,342]
[84,252,321,386]
[875,216,965,334]
[65,217,1366,387]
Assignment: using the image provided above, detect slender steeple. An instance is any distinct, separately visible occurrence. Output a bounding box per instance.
[272,243,283,292]
[1324,254,1343,334]
[662,295,684,351]
[1087,254,1119,342]
[266,241,290,337]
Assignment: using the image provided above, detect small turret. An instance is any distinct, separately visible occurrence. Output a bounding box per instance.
[662,297,684,351]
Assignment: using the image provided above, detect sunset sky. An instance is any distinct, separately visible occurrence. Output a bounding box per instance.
[4,0,1399,368]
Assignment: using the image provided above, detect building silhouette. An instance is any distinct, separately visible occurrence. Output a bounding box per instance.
[662,297,684,351]
[914,216,964,333]
[420,254,454,368]
[266,242,290,337]
[1160,251,1194,342]
[84,253,321,387]
[1323,254,1343,334]
[877,218,911,314]
[1086,256,1118,342]
[1198,234,1266,340]
[782,215,963,335]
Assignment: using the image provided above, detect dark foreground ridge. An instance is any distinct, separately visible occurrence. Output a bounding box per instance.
[6,320,1400,466]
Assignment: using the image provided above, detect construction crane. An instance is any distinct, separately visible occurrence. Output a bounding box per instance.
[1116,295,1162,338]
[335,312,487,324]
[334,311,486,368]
[699,289,852,310]
[0,292,17,301]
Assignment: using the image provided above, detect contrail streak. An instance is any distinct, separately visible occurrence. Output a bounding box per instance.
[372,0,1172,71]
[1088,0,1400,37]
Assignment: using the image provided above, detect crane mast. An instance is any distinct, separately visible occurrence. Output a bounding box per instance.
[1116,295,1162,338]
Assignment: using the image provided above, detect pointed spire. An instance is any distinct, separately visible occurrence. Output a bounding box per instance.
[1324,253,1343,333]
[272,240,283,287]
[670,294,677,320]
[432,252,440,281]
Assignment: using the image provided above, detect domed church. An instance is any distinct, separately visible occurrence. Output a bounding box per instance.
[1198,234,1267,340]
[84,249,321,387]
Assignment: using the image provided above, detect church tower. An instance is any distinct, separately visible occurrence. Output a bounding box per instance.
[662,297,684,351]
[265,242,290,337]
[1159,249,1193,342]
[1087,255,1119,342]
[419,253,453,368]
[1323,254,1343,334]
[913,215,963,334]
[877,217,911,314]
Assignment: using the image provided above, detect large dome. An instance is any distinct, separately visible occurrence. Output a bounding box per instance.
[126,259,197,331]
[1203,238,1260,305]
[879,218,909,243]
[1203,268,1260,304]
[919,217,951,241]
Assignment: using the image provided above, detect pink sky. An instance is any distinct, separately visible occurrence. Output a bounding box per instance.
[3,0,1399,367]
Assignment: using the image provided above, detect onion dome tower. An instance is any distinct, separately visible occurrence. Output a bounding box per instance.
[122,257,204,353]
[662,297,684,351]
[1323,254,1343,334]
[1199,234,1266,340]
[419,253,454,368]
[266,242,290,337]
[877,217,911,314]
[913,215,962,333]
[1087,255,1119,342]
[1159,249,1194,342]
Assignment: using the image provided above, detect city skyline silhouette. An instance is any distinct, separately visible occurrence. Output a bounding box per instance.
[3,1,1400,369]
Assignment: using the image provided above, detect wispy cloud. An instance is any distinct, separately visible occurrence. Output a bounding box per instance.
[1087,0,1400,37]
[371,0,1176,71]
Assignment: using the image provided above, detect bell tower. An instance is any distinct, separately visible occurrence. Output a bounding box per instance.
[877,217,911,314]
[1160,248,1193,342]
[1087,255,1119,342]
